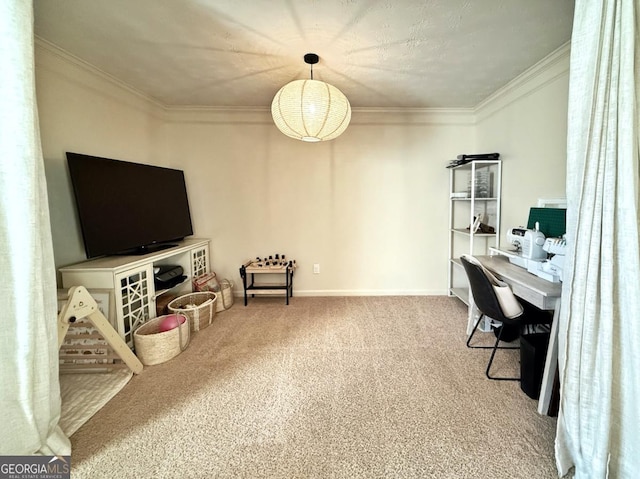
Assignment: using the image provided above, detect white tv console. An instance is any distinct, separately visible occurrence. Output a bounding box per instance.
[59,238,210,347]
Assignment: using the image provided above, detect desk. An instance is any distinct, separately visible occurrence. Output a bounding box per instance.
[475,255,562,415]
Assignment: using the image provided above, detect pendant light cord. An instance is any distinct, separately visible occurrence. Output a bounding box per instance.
[304,53,319,81]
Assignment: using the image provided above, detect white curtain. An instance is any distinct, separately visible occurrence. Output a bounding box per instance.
[556,0,639,477]
[0,2,70,455]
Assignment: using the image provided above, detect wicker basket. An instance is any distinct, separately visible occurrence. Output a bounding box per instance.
[156,293,178,317]
[133,314,190,366]
[216,280,234,312]
[168,292,217,332]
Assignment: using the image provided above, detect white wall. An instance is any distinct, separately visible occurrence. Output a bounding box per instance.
[36,39,570,296]
[36,40,166,271]
[165,109,474,294]
[475,45,570,245]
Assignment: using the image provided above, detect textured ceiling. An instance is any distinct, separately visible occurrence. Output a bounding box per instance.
[33,0,574,109]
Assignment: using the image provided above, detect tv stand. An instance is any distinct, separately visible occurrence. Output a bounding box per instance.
[60,238,210,348]
[131,243,178,255]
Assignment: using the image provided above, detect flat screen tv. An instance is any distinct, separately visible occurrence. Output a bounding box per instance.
[67,152,194,259]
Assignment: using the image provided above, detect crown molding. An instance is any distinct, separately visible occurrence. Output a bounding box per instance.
[35,36,568,127]
[474,41,571,122]
[35,37,475,125]
[163,105,475,126]
[162,106,270,124]
[35,36,166,117]
[349,107,475,125]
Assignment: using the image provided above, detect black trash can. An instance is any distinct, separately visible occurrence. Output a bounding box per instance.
[520,332,550,399]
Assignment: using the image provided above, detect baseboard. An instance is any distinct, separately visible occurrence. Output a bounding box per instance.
[232,289,447,297]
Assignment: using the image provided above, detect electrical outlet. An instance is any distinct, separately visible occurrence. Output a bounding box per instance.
[313,263,320,274]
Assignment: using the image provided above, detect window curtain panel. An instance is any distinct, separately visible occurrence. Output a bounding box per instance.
[0,2,70,455]
[556,0,639,477]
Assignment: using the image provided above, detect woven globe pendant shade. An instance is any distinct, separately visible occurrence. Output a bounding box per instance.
[271,79,351,142]
[271,56,351,142]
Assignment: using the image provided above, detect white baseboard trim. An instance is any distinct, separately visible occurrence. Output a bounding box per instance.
[232,289,448,297]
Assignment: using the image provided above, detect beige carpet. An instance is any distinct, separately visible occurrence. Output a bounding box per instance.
[68,296,558,478]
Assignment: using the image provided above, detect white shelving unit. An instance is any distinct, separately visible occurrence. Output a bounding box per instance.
[447,160,502,327]
[60,238,210,347]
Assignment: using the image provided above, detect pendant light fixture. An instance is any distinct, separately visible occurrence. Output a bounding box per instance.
[271,53,351,142]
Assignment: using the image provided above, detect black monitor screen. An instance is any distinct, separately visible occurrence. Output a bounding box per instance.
[67,152,194,258]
